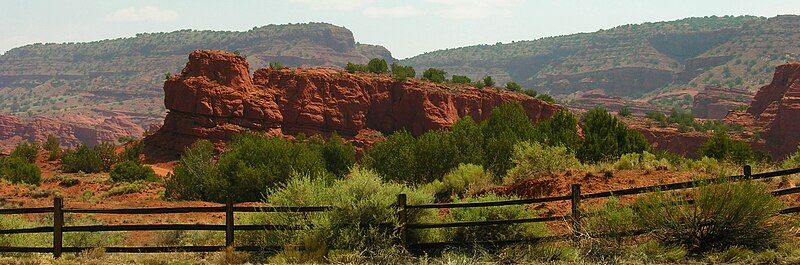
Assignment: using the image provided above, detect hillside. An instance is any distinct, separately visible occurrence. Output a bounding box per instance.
[0,23,393,142]
[402,15,800,104]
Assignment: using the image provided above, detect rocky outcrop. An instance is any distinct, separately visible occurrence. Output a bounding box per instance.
[741,62,800,158]
[692,85,753,119]
[0,113,144,152]
[145,50,560,158]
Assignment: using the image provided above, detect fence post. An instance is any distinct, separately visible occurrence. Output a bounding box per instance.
[571,184,581,242]
[397,194,407,249]
[225,199,234,248]
[53,197,63,259]
[744,164,752,179]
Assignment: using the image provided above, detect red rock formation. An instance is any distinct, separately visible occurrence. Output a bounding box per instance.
[146,50,560,158]
[0,113,144,152]
[692,85,753,119]
[741,62,800,158]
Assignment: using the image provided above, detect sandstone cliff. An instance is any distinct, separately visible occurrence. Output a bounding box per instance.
[145,50,560,158]
[691,85,753,119]
[0,112,145,152]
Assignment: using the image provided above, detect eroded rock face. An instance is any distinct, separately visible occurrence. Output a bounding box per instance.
[692,85,753,119]
[145,50,560,158]
[0,113,144,152]
[742,62,800,158]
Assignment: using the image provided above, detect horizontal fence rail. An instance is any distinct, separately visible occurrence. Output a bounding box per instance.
[1,165,800,257]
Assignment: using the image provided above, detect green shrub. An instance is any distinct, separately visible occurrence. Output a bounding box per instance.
[110,160,156,182]
[441,164,494,199]
[577,108,649,163]
[315,134,356,178]
[613,152,669,171]
[61,145,103,173]
[645,111,668,127]
[0,156,41,185]
[523,89,537,97]
[474,80,485,89]
[443,193,549,242]
[245,167,435,255]
[505,82,522,92]
[165,140,220,201]
[451,75,471,84]
[366,58,389,74]
[584,197,637,256]
[93,142,117,172]
[363,130,418,184]
[118,141,144,163]
[782,146,800,169]
[536,94,556,103]
[482,76,495,87]
[104,183,144,197]
[618,106,632,117]
[11,141,39,163]
[697,130,754,164]
[345,62,368,73]
[422,68,447,83]
[505,141,580,182]
[389,62,415,81]
[269,61,284,70]
[533,110,581,151]
[43,135,61,161]
[482,102,536,175]
[216,133,329,202]
[634,181,784,253]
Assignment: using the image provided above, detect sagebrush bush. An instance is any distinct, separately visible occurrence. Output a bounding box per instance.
[614,151,670,171]
[443,193,549,242]
[440,164,494,199]
[634,181,784,253]
[11,141,39,163]
[0,156,41,185]
[110,160,156,182]
[505,141,580,182]
[781,145,800,169]
[61,144,103,173]
[583,197,637,258]
[242,167,435,255]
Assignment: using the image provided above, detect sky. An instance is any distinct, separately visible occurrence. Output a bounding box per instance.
[1,0,799,59]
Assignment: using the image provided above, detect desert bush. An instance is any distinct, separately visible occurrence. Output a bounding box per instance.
[614,151,670,171]
[505,81,522,92]
[363,130,418,184]
[110,160,156,182]
[536,94,555,103]
[625,240,687,263]
[93,142,117,172]
[533,110,581,151]
[0,156,41,185]
[366,58,389,74]
[783,145,800,169]
[440,164,494,199]
[523,89,537,97]
[43,135,61,160]
[216,133,328,202]
[390,62,415,81]
[269,61,284,70]
[422,68,447,83]
[505,141,580,182]
[583,197,637,258]
[482,76,495,87]
[315,133,356,178]
[104,182,145,197]
[618,106,632,117]
[577,108,649,163]
[61,144,103,173]
[645,111,668,127]
[443,193,549,242]
[451,75,471,84]
[482,102,536,175]
[697,130,754,164]
[345,62,368,73]
[244,168,435,255]
[165,140,220,201]
[11,141,39,163]
[118,141,144,163]
[634,181,784,253]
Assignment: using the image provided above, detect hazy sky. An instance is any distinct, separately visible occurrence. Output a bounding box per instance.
[2,0,799,59]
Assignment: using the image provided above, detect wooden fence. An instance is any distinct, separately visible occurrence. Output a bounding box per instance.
[1,165,800,258]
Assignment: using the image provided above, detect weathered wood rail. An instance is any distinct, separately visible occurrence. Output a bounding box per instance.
[1,165,800,257]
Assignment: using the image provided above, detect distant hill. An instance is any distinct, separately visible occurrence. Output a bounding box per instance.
[402,15,800,102]
[0,22,393,123]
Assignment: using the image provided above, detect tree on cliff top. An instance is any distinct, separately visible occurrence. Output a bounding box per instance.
[423,68,447,83]
[367,58,389,74]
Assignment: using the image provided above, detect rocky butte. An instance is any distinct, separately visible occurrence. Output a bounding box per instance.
[144,50,560,158]
[726,62,800,159]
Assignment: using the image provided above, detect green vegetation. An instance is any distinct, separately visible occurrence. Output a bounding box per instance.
[536,94,555,103]
[345,62,369,73]
[422,68,447,83]
[578,108,649,163]
[505,141,580,182]
[110,160,156,182]
[635,181,783,253]
[11,141,39,163]
[505,81,522,92]
[366,58,389,74]
[482,76,495,87]
[697,130,755,164]
[60,144,106,173]
[451,75,471,84]
[0,156,41,185]
[389,62,415,81]
[444,193,548,242]
[268,61,284,70]
[43,135,61,161]
[164,140,219,201]
[618,106,632,117]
